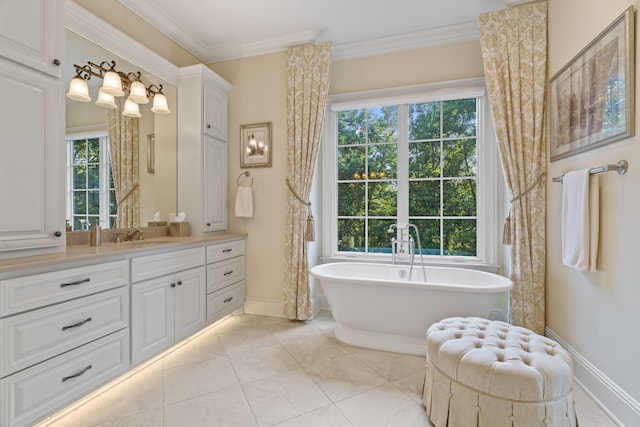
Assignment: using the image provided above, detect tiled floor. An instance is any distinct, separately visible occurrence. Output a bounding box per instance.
[39,312,616,427]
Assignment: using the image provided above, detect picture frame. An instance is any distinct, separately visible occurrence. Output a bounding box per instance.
[146,133,155,173]
[549,6,635,161]
[240,122,272,168]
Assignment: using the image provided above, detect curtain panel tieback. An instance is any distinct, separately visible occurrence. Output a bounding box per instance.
[116,183,139,205]
[285,178,315,242]
[503,172,546,245]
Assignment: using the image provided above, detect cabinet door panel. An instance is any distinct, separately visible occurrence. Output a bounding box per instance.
[131,277,174,364]
[203,136,227,232]
[203,85,227,139]
[0,0,61,77]
[0,57,62,254]
[174,268,206,341]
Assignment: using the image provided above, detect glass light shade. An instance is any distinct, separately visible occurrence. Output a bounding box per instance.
[66,77,91,102]
[101,71,124,96]
[95,88,117,109]
[128,81,149,104]
[122,98,141,118]
[150,93,170,114]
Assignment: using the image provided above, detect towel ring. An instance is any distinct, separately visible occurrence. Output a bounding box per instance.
[237,171,253,187]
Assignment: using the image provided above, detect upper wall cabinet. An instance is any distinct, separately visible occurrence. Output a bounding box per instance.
[204,85,228,140]
[178,65,232,234]
[0,0,62,77]
[0,0,64,258]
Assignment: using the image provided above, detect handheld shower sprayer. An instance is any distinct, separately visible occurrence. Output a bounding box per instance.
[388,222,427,282]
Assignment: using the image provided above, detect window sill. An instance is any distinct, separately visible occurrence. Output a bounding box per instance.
[318,255,502,274]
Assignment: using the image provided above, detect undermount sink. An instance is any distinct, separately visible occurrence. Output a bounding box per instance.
[126,237,178,245]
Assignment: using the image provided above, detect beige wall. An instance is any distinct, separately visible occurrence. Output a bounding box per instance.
[210,53,289,308]
[547,0,640,416]
[209,40,487,313]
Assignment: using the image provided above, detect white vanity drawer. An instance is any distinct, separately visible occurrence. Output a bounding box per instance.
[206,239,245,263]
[0,287,128,377]
[207,257,244,293]
[207,281,244,323]
[0,329,129,427]
[0,260,129,317]
[131,247,205,283]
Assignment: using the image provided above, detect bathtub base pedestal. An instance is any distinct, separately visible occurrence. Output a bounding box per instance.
[334,325,426,356]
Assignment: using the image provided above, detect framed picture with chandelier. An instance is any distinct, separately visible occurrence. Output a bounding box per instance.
[240,122,272,168]
[549,6,635,161]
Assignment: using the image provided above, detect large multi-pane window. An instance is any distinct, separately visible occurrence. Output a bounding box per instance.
[66,135,116,230]
[324,80,498,264]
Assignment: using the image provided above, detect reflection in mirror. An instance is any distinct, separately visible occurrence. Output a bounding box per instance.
[64,30,177,230]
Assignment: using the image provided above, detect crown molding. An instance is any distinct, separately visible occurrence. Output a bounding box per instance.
[332,21,480,62]
[205,29,320,63]
[117,0,210,62]
[117,0,481,63]
[65,0,180,86]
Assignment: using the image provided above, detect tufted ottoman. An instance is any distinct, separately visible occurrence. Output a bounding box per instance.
[422,317,577,427]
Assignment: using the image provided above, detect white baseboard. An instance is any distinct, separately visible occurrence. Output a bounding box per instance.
[243,295,330,320]
[243,298,285,318]
[546,327,639,427]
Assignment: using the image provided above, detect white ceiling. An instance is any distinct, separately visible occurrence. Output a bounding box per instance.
[117,0,510,63]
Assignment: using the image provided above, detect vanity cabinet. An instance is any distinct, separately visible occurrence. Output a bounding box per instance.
[130,247,206,364]
[206,240,245,323]
[178,64,232,234]
[0,260,130,427]
[0,0,64,259]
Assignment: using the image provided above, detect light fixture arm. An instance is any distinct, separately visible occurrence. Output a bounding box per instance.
[67,59,170,115]
[71,60,164,96]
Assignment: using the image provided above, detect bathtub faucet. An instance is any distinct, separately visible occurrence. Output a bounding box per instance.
[388,223,427,281]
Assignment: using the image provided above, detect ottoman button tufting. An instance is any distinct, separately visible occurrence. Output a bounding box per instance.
[422,317,577,427]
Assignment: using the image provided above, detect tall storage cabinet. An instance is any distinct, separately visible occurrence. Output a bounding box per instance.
[0,0,65,257]
[0,0,62,77]
[178,65,232,234]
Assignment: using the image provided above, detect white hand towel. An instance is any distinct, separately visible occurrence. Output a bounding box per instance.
[235,186,254,218]
[561,169,599,271]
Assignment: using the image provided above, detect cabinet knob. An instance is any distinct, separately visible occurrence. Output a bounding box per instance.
[170,282,176,288]
[206,222,211,227]
[177,280,183,286]
[206,124,211,129]
[52,59,61,66]
[54,230,62,237]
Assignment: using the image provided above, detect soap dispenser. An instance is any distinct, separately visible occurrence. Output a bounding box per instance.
[90,222,101,246]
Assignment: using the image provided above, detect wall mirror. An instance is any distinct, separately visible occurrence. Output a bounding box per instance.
[64,29,177,230]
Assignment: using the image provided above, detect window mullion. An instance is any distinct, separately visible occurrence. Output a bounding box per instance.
[99,137,108,227]
[397,105,409,223]
[440,102,445,256]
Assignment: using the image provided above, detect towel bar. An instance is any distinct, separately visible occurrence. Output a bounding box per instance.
[552,160,628,183]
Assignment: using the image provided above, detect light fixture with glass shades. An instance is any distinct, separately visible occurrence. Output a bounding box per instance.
[66,60,170,117]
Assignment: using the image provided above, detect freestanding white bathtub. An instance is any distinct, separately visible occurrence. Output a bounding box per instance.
[310,262,513,356]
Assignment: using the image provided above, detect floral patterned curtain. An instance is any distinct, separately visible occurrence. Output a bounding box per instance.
[283,42,332,320]
[479,1,548,334]
[107,98,140,229]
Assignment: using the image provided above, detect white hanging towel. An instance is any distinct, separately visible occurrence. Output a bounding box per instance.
[235,186,254,218]
[561,169,599,271]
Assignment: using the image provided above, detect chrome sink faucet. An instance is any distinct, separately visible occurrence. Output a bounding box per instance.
[125,228,144,241]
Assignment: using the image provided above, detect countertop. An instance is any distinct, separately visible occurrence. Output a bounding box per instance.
[0,232,247,277]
